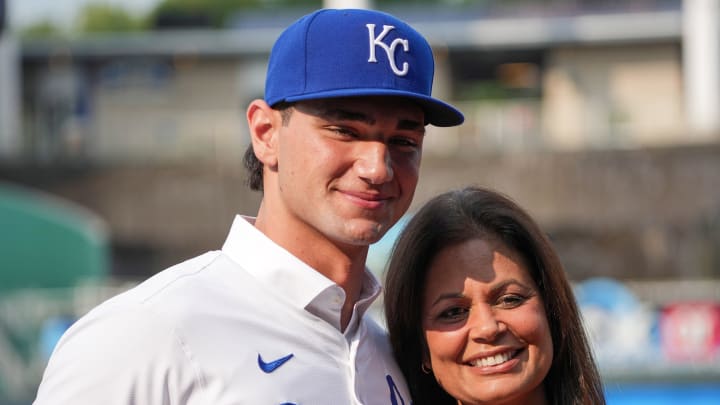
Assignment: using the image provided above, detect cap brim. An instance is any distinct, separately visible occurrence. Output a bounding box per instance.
[283,88,464,127]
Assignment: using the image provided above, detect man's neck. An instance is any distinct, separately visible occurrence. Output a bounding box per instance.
[254,202,370,331]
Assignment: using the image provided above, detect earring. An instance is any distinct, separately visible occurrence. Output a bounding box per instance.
[421,363,432,374]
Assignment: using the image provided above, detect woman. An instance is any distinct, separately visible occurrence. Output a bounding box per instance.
[384,186,605,404]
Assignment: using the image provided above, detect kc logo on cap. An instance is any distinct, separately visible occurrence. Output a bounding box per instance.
[367,24,410,77]
[264,8,464,127]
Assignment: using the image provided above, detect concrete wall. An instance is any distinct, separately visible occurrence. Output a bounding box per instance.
[20,54,266,164]
[416,143,720,280]
[3,142,718,281]
[542,43,686,149]
[91,58,254,164]
[19,41,701,165]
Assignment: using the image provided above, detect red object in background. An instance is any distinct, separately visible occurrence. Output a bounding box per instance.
[660,301,720,362]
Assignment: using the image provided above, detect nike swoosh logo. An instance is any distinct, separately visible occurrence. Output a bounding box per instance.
[257,353,294,373]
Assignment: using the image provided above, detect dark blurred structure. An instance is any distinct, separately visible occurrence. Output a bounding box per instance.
[0,0,5,34]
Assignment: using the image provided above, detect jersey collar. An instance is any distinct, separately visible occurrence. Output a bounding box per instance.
[221,215,381,330]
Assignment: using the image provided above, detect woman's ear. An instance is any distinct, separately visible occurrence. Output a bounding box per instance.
[246,99,280,170]
[421,341,432,373]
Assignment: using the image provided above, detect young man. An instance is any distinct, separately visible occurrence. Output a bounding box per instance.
[34,8,463,404]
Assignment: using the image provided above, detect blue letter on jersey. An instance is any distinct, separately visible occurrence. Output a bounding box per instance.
[386,375,407,405]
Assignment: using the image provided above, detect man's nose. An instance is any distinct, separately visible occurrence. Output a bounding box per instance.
[355,142,393,184]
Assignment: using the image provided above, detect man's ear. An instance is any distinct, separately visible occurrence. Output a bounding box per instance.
[246,99,280,170]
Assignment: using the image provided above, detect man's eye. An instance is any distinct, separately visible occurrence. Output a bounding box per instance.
[328,127,357,137]
[390,137,418,148]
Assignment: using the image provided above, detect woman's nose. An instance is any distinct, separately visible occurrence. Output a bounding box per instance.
[467,305,503,342]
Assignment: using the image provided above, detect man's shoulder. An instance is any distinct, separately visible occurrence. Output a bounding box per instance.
[360,313,394,352]
[71,250,234,331]
[362,313,387,335]
[105,251,222,306]
[43,250,250,372]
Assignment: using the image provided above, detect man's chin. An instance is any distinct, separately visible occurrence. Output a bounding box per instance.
[344,224,388,246]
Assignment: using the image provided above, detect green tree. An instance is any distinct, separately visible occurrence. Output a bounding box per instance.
[150,0,321,28]
[21,20,64,38]
[78,4,146,33]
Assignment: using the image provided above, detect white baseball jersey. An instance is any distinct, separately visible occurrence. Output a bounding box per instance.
[34,215,411,405]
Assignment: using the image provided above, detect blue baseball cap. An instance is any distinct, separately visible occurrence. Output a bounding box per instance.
[264,9,464,127]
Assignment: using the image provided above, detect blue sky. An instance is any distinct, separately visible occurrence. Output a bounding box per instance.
[7,0,161,30]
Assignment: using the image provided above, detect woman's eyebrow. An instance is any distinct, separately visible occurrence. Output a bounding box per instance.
[489,278,535,296]
[431,292,465,307]
[429,279,533,306]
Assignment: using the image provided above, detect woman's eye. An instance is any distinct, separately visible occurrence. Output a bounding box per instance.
[497,294,527,308]
[439,307,468,320]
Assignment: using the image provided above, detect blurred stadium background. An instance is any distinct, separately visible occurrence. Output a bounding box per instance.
[1,0,719,403]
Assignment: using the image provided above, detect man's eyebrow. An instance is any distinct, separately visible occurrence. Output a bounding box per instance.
[397,119,425,132]
[320,108,375,125]
[317,108,425,131]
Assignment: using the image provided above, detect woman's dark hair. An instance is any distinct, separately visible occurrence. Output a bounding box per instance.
[384,186,605,405]
[243,102,294,192]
